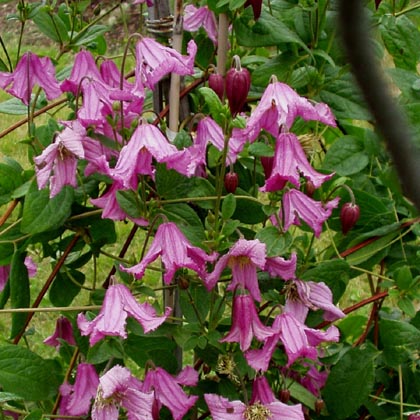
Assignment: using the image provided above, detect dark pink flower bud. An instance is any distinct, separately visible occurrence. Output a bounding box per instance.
[305,179,316,197]
[225,56,251,116]
[208,73,224,101]
[278,389,290,403]
[244,0,263,20]
[260,156,274,179]
[375,0,383,9]
[408,413,420,420]
[224,171,239,193]
[340,202,360,234]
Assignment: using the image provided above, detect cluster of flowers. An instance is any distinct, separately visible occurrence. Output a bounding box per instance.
[0,4,345,418]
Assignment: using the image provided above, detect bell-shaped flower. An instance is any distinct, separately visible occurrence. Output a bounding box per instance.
[43,315,76,350]
[59,363,99,417]
[121,222,217,285]
[205,238,267,301]
[220,294,274,351]
[2,52,61,105]
[92,365,154,420]
[264,252,297,281]
[111,123,179,188]
[143,366,198,420]
[204,392,304,420]
[184,5,218,45]
[135,37,197,90]
[281,189,340,237]
[285,279,345,322]
[261,133,334,192]
[34,120,85,197]
[77,283,171,346]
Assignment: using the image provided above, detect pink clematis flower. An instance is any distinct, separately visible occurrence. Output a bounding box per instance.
[184,5,218,45]
[77,283,171,346]
[284,279,345,322]
[220,294,274,351]
[1,52,61,105]
[204,391,304,420]
[43,315,76,350]
[261,133,334,191]
[92,365,154,420]
[143,366,198,420]
[59,363,99,417]
[121,222,217,285]
[34,120,85,197]
[135,37,197,89]
[281,189,340,237]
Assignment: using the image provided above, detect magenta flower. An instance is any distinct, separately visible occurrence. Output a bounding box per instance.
[184,5,218,45]
[34,120,85,197]
[111,123,179,188]
[121,222,217,285]
[59,363,99,417]
[285,279,345,322]
[77,283,171,346]
[1,52,61,105]
[143,366,198,420]
[204,392,304,420]
[205,238,266,301]
[261,133,334,191]
[220,294,273,351]
[135,37,197,89]
[264,252,297,281]
[43,315,76,350]
[92,365,154,420]
[281,189,340,237]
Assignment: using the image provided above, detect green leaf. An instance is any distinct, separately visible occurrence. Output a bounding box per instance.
[252,53,297,87]
[89,218,117,253]
[398,296,416,318]
[71,24,109,46]
[155,164,196,200]
[380,318,420,368]
[0,391,24,402]
[380,15,420,71]
[199,87,225,125]
[255,226,293,257]
[180,283,210,324]
[49,269,85,307]
[0,96,45,115]
[221,194,236,220]
[233,190,265,224]
[9,252,30,339]
[0,344,62,400]
[235,9,307,49]
[116,190,144,219]
[23,409,43,420]
[31,5,70,43]
[21,182,74,234]
[87,339,124,364]
[229,0,246,9]
[323,135,369,176]
[394,266,413,290]
[323,345,378,419]
[0,160,23,205]
[248,142,274,157]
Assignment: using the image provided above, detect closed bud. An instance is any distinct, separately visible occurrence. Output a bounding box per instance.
[244,0,263,20]
[209,73,225,101]
[408,414,420,420]
[278,389,290,403]
[225,56,251,116]
[260,156,274,179]
[340,202,360,234]
[177,275,190,290]
[305,179,316,197]
[315,399,325,415]
[224,171,239,193]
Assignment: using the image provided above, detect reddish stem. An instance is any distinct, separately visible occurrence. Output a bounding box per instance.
[0,199,18,227]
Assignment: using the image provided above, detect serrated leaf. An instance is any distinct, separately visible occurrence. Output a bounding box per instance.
[21,182,73,234]
[323,345,378,419]
[9,252,30,339]
[323,135,369,176]
[221,194,236,220]
[0,345,62,400]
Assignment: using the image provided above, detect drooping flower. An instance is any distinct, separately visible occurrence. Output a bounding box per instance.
[284,279,345,322]
[143,366,198,420]
[44,315,76,350]
[220,294,273,351]
[244,0,263,20]
[1,52,61,105]
[281,189,340,237]
[204,391,305,420]
[59,363,99,417]
[92,365,154,420]
[135,37,197,90]
[261,133,334,192]
[121,222,217,285]
[77,283,171,346]
[184,5,218,45]
[34,120,85,197]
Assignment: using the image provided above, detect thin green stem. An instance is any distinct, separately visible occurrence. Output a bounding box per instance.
[369,395,420,409]
[0,36,12,72]
[350,265,394,283]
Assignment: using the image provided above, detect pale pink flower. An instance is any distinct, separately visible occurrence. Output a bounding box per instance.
[184,5,218,45]
[43,315,76,350]
[143,366,198,420]
[220,294,274,351]
[121,222,217,284]
[77,283,171,346]
[92,365,154,420]
[59,363,99,417]
[261,133,334,191]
